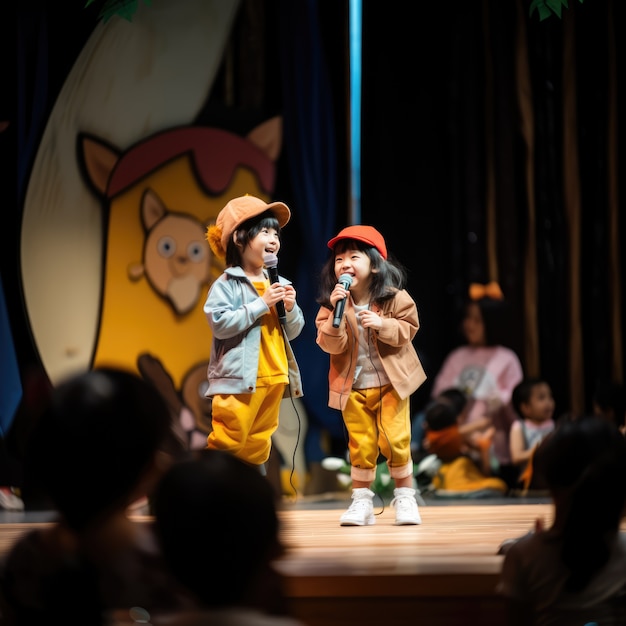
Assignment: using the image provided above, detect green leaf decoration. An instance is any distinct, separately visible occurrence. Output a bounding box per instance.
[84,0,152,23]
[529,0,584,21]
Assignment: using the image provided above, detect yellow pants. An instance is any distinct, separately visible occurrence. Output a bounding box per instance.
[207,384,285,465]
[433,457,508,494]
[343,384,413,483]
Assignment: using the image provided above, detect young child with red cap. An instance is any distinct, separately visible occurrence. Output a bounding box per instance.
[203,195,304,474]
[315,225,427,525]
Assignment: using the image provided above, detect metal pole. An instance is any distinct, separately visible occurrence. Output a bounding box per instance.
[349,0,362,225]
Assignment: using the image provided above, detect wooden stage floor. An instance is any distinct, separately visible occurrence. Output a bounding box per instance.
[276,499,553,626]
[0,498,555,626]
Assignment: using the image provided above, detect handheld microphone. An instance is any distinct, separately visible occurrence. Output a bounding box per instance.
[263,253,287,325]
[332,274,353,328]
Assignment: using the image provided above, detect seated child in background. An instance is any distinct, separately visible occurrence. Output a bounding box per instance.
[424,388,494,474]
[0,367,191,625]
[422,388,507,496]
[509,377,556,492]
[135,448,307,626]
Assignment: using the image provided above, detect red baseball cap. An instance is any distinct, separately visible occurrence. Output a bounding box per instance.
[327,225,387,259]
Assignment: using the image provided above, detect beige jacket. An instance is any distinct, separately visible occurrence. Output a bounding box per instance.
[315,289,427,410]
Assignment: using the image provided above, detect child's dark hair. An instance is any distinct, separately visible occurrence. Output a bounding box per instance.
[464,297,511,347]
[316,238,407,307]
[593,379,626,428]
[511,377,547,418]
[25,367,174,531]
[225,209,281,267]
[424,401,458,432]
[425,389,467,431]
[533,416,626,592]
[153,448,281,607]
[438,388,468,415]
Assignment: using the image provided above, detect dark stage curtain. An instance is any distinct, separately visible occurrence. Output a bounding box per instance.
[276,0,349,463]
[358,0,625,418]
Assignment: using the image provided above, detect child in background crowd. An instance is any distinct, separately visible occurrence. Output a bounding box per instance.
[0,367,190,625]
[430,282,523,488]
[130,449,307,626]
[497,417,626,625]
[421,388,507,496]
[315,225,427,526]
[423,388,494,473]
[203,195,304,474]
[509,377,556,492]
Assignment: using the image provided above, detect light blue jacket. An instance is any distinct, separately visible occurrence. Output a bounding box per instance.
[203,266,304,398]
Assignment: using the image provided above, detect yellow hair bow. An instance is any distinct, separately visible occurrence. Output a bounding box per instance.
[469,281,504,301]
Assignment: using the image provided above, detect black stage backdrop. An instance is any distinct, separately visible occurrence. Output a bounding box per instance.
[357,0,626,419]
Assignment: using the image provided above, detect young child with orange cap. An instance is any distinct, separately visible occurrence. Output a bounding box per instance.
[315,225,427,526]
[203,195,304,474]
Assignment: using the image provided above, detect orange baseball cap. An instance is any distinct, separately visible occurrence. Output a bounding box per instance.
[206,194,290,259]
[327,225,387,259]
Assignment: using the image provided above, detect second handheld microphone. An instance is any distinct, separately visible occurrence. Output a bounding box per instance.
[332,274,353,328]
[263,253,287,325]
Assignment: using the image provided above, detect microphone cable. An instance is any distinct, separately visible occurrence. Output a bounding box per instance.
[274,300,303,502]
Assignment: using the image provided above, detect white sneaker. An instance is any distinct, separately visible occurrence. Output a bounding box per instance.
[340,488,375,526]
[0,487,24,511]
[391,487,421,525]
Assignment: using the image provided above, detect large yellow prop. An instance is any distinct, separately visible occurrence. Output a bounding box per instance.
[79,120,281,445]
